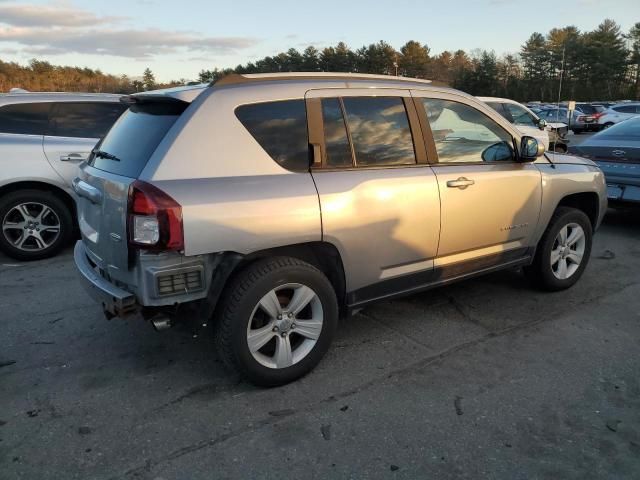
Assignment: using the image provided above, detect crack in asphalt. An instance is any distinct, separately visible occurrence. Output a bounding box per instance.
[117,280,640,479]
[144,381,246,418]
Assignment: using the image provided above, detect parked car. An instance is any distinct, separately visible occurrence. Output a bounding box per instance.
[591,101,617,110]
[74,73,606,386]
[597,103,640,129]
[540,107,598,134]
[592,101,616,109]
[0,91,127,260]
[574,103,606,123]
[479,97,569,152]
[568,117,640,204]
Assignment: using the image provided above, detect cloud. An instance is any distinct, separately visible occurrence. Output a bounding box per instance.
[0,3,258,59]
[0,4,125,27]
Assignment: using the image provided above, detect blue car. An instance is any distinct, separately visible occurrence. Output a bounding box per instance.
[568,117,640,204]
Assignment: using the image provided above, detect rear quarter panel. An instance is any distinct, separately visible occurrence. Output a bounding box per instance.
[152,175,322,257]
[141,82,336,257]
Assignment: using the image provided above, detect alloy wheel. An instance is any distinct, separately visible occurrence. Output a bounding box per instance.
[2,202,61,251]
[550,223,586,280]
[247,283,324,369]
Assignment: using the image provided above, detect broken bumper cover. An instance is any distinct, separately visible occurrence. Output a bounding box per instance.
[74,241,138,317]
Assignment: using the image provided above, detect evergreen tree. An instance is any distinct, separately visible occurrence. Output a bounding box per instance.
[142,67,156,91]
[583,19,628,99]
[399,41,430,78]
[521,32,550,100]
[628,22,640,98]
[302,46,320,71]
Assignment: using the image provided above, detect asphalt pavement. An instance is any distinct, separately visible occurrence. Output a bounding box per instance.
[1,206,639,479]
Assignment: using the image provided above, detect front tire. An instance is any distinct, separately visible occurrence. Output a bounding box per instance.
[525,207,593,291]
[214,257,339,386]
[0,189,73,261]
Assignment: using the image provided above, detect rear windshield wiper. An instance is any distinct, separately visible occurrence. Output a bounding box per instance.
[91,148,121,162]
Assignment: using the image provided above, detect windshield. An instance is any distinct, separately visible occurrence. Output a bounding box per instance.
[545,109,570,121]
[88,101,187,178]
[504,103,538,127]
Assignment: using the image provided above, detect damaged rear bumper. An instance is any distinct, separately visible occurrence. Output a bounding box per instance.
[74,241,138,318]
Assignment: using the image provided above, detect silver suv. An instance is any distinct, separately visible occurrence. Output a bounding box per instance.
[74,74,607,386]
[0,91,126,260]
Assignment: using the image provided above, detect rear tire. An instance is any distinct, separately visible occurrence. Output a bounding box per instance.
[214,257,339,386]
[524,207,592,291]
[0,189,73,261]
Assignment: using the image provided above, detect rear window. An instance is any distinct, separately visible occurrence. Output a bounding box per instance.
[88,101,186,178]
[0,102,50,135]
[235,100,310,171]
[50,102,127,138]
[577,104,598,114]
[597,118,640,137]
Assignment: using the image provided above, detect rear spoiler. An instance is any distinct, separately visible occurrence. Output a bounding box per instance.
[121,84,208,105]
[120,94,187,105]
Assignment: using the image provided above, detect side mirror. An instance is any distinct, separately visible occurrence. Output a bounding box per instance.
[537,118,547,130]
[520,136,545,161]
[482,141,514,162]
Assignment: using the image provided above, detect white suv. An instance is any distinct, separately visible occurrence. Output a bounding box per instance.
[598,103,640,129]
[0,91,126,260]
[479,97,568,152]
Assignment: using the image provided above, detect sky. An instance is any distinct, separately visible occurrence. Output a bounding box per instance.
[0,0,638,82]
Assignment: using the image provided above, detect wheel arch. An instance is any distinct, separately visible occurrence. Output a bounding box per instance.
[556,192,600,229]
[204,241,347,320]
[240,241,347,313]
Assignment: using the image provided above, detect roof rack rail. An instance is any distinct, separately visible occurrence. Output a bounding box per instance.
[211,72,433,87]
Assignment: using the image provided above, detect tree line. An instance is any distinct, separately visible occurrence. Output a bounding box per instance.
[1,19,638,101]
[0,61,181,94]
[199,19,639,101]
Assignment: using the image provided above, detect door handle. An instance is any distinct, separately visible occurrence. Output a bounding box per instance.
[60,153,87,162]
[72,178,102,205]
[446,177,475,189]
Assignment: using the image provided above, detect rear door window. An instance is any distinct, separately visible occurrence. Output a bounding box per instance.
[88,101,186,178]
[0,102,50,135]
[341,97,416,166]
[321,98,353,167]
[50,102,127,138]
[235,100,310,171]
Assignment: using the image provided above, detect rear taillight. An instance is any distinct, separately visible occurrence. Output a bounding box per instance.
[128,180,184,251]
[593,112,604,119]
